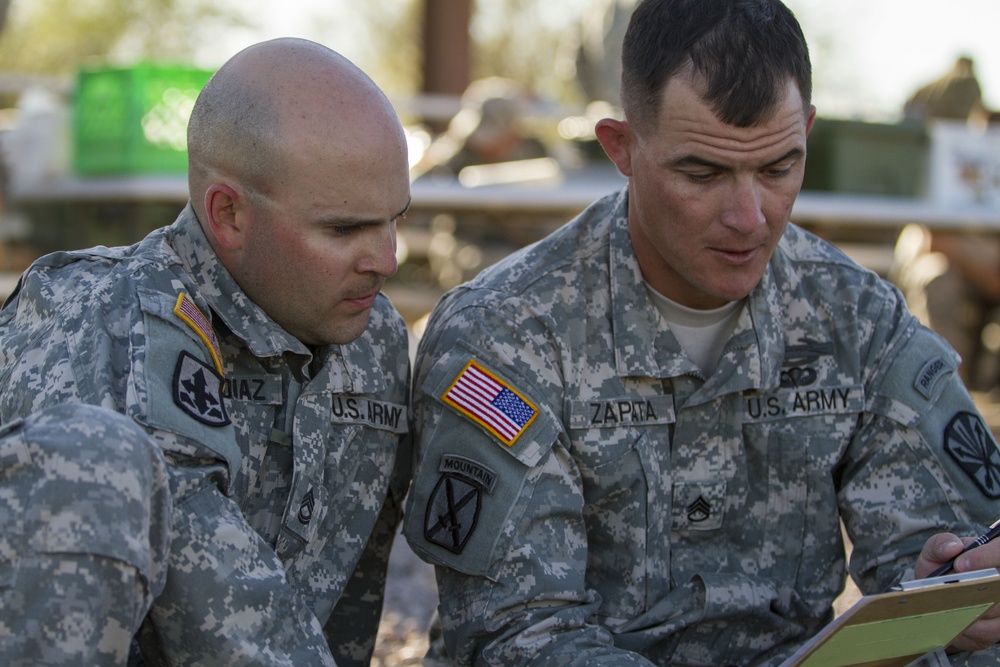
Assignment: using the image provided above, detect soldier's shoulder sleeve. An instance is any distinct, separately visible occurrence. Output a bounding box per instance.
[867,320,960,416]
[867,320,1000,504]
[1,253,95,327]
[404,294,564,578]
[133,286,240,475]
[0,256,131,414]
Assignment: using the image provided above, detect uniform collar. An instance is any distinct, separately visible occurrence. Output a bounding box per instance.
[166,204,310,358]
[165,204,391,395]
[608,189,785,391]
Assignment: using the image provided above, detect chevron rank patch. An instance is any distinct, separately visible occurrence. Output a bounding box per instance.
[944,411,1000,498]
[174,293,223,375]
[173,351,230,427]
[441,360,538,447]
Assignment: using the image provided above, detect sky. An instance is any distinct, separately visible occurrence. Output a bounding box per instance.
[784,0,1000,119]
[206,0,1000,122]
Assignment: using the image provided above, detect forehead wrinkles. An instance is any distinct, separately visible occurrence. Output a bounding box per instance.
[681,117,806,160]
[649,76,808,164]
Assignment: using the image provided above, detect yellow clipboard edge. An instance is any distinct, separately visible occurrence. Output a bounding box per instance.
[782,568,1000,667]
[799,604,992,667]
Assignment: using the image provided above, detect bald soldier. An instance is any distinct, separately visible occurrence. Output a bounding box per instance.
[0,38,411,665]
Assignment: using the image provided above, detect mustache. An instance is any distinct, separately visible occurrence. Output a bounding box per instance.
[344,275,385,299]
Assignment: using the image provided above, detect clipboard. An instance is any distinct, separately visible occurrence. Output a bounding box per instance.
[780,569,1000,667]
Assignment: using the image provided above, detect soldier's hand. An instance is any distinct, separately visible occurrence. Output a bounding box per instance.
[916,533,1000,652]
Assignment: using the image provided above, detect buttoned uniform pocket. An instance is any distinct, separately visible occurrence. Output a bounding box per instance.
[321,424,398,530]
[575,431,651,624]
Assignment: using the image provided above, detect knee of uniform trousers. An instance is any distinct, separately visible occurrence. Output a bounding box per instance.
[0,403,172,600]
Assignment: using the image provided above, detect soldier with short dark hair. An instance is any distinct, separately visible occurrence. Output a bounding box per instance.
[403,1,1000,664]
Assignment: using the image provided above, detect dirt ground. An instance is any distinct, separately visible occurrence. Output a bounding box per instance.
[373,533,438,666]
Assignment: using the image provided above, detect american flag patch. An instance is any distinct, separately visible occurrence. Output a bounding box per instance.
[442,361,538,447]
[174,293,223,376]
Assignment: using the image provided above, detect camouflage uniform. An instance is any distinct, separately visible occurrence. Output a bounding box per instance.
[0,403,171,666]
[0,205,411,666]
[403,188,1000,666]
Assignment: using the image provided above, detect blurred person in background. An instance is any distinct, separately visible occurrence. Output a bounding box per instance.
[905,55,988,123]
[570,0,638,107]
[893,55,1000,392]
[413,76,550,180]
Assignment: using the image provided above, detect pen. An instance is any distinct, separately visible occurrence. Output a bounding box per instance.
[928,517,1000,578]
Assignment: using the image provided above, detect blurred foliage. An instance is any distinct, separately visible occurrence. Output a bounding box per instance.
[332,0,423,96]
[0,0,244,75]
[0,0,591,108]
[472,0,587,106]
[308,0,585,105]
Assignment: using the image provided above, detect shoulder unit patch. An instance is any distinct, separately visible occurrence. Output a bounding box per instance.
[944,411,1000,498]
[173,351,230,427]
[425,473,482,554]
[441,360,538,447]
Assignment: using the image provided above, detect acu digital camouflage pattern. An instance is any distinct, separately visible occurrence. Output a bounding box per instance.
[0,204,411,666]
[403,188,1000,666]
[0,403,170,666]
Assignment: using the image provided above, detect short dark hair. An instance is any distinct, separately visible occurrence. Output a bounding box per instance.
[620,0,812,130]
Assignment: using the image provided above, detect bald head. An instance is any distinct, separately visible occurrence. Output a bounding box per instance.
[184,38,410,346]
[187,38,405,223]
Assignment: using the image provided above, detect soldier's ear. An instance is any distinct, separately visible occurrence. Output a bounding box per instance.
[595,117,634,177]
[203,183,245,251]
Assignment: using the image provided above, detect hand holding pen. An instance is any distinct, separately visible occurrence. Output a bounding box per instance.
[928,518,1000,578]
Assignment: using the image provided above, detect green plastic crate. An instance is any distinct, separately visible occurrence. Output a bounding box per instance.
[73,62,215,175]
[802,117,929,197]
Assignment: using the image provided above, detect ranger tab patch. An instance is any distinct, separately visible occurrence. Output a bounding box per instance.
[442,360,538,447]
[174,293,223,375]
[944,411,1000,498]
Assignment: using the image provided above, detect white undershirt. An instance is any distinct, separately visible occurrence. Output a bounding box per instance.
[646,285,746,377]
